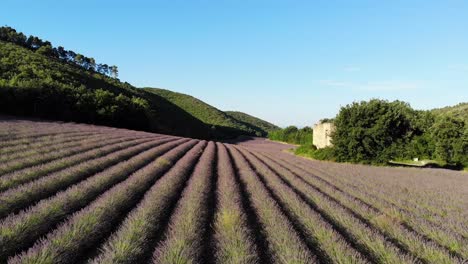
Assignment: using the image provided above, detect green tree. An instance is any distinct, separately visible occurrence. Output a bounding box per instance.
[36,45,54,57]
[431,115,467,165]
[268,126,312,145]
[74,54,85,66]
[332,99,414,163]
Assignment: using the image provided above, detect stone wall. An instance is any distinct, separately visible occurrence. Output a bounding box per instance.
[313,122,335,149]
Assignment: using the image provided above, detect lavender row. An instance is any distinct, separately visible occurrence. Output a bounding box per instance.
[8,139,201,263]
[0,124,113,147]
[0,132,105,163]
[237,147,370,264]
[260,152,461,263]
[0,136,156,192]
[0,130,87,148]
[152,141,216,263]
[0,131,99,156]
[0,133,145,176]
[288,155,468,235]
[0,136,176,218]
[251,150,412,263]
[90,140,207,263]
[273,153,468,258]
[0,138,187,259]
[226,145,316,264]
[212,143,259,264]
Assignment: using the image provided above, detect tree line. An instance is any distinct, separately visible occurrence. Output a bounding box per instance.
[268,126,313,145]
[0,26,118,78]
[271,99,467,169]
[332,99,467,168]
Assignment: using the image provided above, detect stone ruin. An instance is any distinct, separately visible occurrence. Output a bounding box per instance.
[313,122,335,149]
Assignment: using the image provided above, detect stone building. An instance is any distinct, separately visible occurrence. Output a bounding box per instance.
[313,122,335,149]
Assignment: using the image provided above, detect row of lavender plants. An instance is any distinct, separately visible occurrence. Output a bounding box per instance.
[258,151,463,263]
[0,138,186,259]
[89,140,208,263]
[0,137,177,218]
[0,136,158,191]
[8,140,201,263]
[271,152,467,260]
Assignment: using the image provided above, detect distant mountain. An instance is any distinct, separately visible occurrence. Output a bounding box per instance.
[432,103,468,123]
[225,111,279,135]
[144,88,276,136]
[0,26,276,139]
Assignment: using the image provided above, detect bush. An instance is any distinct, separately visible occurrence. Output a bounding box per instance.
[332,99,415,164]
[431,115,467,166]
[268,126,313,145]
[294,145,335,161]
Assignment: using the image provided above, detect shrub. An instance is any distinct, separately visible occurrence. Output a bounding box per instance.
[332,99,415,164]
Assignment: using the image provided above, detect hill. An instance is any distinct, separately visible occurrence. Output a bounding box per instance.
[432,102,468,122]
[1,117,466,263]
[225,111,279,135]
[0,26,274,139]
[144,88,275,136]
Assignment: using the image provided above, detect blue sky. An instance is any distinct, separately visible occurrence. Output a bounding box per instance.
[3,0,468,127]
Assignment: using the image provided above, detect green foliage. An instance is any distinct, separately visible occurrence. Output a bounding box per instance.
[268,126,313,145]
[294,145,335,161]
[432,102,468,124]
[332,99,415,164]
[330,99,467,168]
[225,111,280,136]
[144,88,276,137]
[0,26,117,77]
[0,27,277,139]
[431,115,467,165]
[0,39,212,138]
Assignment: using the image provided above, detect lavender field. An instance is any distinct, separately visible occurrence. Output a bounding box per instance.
[0,117,466,264]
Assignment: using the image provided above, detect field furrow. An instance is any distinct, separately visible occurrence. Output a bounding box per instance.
[87,140,207,264]
[226,145,316,264]
[152,141,216,263]
[304,159,468,258]
[212,143,259,264]
[8,140,201,263]
[0,136,176,218]
[289,157,468,237]
[0,131,101,156]
[0,132,103,162]
[0,138,188,260]
[0,136,156,191]
[237,147,372,264]
[272,154,468,259]
[0,129,97,148]
[260,152,462,263]
[0,119,464,264]
[0,133,144,177]
[252,151,415,263]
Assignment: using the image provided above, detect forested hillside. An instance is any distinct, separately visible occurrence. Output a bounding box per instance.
[0,26,275,139]
[432,102,468,123]
[225,111,279,135]
[144,88,275,136]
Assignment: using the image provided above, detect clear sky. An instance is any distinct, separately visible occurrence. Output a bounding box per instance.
[3,0,468,127]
